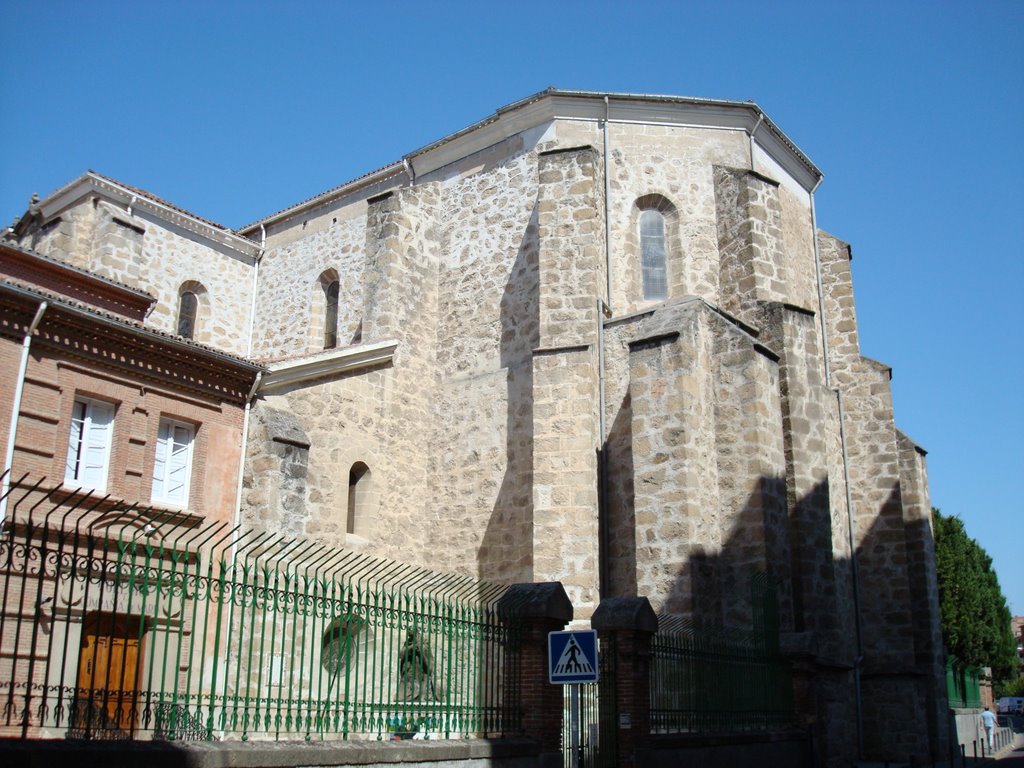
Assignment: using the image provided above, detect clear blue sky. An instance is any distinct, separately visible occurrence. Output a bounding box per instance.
[2,1,1021,613]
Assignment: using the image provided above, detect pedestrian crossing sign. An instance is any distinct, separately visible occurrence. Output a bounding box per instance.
[548,630,599,684]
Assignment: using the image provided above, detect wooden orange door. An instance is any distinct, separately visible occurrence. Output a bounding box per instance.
[76,613,143,734]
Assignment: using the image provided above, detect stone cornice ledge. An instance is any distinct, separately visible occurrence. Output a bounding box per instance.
[34,173,262,261]
[259,339,398,394]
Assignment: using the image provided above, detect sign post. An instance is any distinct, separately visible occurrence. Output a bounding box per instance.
[548,630,599,768]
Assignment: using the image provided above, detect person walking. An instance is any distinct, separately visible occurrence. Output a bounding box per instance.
[980,706,997,752]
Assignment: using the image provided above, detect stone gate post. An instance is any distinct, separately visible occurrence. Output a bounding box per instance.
[592,596,658,768]
[498,582,573,767]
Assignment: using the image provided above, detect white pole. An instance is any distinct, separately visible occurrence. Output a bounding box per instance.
[570,684,580,768]
[0,301,47,527]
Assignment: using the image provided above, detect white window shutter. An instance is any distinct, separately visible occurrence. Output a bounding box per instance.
[65,398,113,490]
[65,401,86,481]
[152,420,171,501]
[153,419,194,506]
[165,425,192,503]
[81,401,114,488]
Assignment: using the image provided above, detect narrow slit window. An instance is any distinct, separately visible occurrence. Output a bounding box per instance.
[640,209,668,301]
[177,291,198,339]
[347,462,369,535]
[324,280,340,349]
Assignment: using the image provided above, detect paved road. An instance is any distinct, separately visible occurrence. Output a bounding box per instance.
[996,745,1024,763]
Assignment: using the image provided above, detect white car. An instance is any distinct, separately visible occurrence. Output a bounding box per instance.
[996,697,1024,715]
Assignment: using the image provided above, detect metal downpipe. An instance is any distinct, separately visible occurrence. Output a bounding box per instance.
[232,372,263,546]
[598,96,613,598]
[0,301,47,526]
[810,179,864,759]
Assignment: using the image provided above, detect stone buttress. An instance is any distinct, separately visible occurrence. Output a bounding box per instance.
[531,146,605,618]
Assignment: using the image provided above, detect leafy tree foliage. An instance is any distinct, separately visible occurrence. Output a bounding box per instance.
[933,508,1017,683]
[995,675,1024,699]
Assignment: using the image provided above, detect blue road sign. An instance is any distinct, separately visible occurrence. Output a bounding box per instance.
[548,630,599,684]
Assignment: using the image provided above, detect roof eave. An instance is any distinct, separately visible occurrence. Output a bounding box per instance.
[406,89,822,190]
[0,240,156,307]
[0,280,265,376]
[240,88,823,233]
[30,173,262,261]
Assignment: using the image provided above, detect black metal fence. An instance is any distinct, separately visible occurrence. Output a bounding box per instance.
[650,573,795,733]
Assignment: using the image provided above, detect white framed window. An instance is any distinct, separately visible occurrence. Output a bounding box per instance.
[64,397,115,490]
[151,418,195,507]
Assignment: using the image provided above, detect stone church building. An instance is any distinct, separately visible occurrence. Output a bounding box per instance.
[1,89,948,762]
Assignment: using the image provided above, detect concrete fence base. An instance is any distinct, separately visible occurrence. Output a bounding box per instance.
[0,737,542,768]
[644,730,810,768]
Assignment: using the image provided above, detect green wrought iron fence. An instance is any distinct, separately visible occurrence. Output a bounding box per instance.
[650,573,794,733]
[0,474,521,741]
[945,657,981,709]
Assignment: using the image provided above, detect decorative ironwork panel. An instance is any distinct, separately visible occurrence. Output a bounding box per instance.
[0,473,521,742]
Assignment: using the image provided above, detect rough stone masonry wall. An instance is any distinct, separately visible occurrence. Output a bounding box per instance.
[621,300,788,627]
[433,146,540,584]
[360,185,442,566]
[252,205,369,359]
[817,386,861,768]
[602,312,641,600]
[898,430,951,754]
[818,229,935,761]
[243,137,548,581]
[19,198,96,267]
[712,313,790,629]
[243,367,392,550]
[243,184,443,569]
[757,302,861,768]
[604,123,749,313]
[19,197,254,357]
[757,303,845,657]
[778,184,818,313]
[625,309,716,620]
[531,146,603,616]
[121,214,254,357]
[713,167,788,330]
[842,379,917,665]
[820,233,914,671]
[897,432,943,671]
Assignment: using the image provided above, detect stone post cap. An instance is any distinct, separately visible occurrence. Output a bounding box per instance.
[497,582,573,623]
[592,596,658,634]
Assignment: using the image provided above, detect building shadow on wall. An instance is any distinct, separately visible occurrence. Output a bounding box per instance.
[634,471,944,765]
[602,393,637,597]
[477,205,539,584]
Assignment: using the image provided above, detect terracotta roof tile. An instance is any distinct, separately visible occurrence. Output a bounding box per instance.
[0,277,262,371]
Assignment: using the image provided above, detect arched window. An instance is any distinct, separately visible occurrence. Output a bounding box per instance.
[177,291,199,339]
[324,280,340,349]
[312,270,341,352]
[640,209,668,301]
[347,462,370,535]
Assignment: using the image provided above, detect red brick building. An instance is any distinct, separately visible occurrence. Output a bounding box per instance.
[0,242,261,735]
[1,242,261,522]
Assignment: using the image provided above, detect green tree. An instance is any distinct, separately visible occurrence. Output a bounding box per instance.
[933,508,1017,684]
